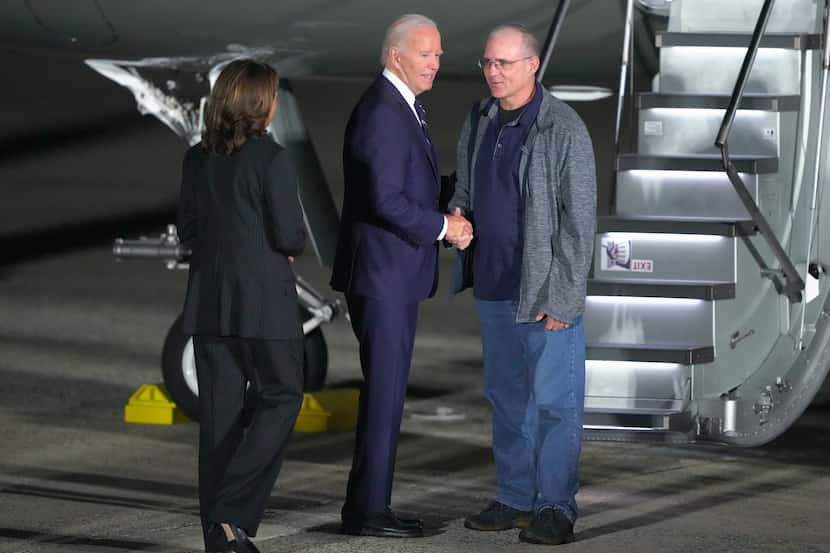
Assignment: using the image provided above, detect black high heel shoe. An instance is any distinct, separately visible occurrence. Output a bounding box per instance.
[219,523,261,553]
[204,523,230,553]
[204,522,261,553]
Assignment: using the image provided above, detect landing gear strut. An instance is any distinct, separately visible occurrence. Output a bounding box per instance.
[114,225,341,421]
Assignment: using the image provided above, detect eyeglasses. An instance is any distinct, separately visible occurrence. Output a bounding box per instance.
[477,56,533,71]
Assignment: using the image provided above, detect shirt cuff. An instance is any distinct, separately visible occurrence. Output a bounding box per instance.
[436,215,448,241]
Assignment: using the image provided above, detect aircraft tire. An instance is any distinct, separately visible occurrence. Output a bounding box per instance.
[161,313,329,422]
[161,314,200,420]
[302,326,328,392]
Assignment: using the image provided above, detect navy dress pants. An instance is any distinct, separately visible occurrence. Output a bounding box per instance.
[342,294,419,522]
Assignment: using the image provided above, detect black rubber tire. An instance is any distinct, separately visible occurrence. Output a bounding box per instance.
[302,326,327,391]
[161,312,329,422]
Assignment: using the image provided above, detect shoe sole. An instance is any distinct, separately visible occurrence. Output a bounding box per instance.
[341,526,425,538]
[464,521,530,532]
[463,519,532,531]
[518,531,575,545]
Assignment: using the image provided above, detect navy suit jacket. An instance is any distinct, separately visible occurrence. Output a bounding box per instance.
[331,75,444,302]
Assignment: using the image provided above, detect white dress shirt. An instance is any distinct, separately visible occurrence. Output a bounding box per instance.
[381,69,448,241]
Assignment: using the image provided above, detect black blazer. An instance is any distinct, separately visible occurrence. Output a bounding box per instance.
[177,135,306,340]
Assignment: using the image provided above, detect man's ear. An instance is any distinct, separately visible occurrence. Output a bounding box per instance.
[529,56,541,75]
[388,46,400,67]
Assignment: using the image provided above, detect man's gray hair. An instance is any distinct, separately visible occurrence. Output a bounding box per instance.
[489,24,541,57]
[381,14,438,66]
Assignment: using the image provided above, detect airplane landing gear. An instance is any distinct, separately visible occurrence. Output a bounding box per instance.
[160,312,328,421]
[114,226,341,422]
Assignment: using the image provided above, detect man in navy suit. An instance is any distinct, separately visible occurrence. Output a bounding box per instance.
[331,13,472,538]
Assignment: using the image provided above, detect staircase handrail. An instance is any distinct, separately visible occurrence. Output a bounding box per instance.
[714,0,805,303]
[615,0,635,147]
[538,0,572,83]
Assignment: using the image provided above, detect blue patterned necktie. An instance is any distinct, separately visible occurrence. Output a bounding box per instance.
[414,99,431,144]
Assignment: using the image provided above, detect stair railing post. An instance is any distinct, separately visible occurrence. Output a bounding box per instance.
[538,0,572,83]
[615,0,635,148]
[715,0,776,148]
[797,0,830,347]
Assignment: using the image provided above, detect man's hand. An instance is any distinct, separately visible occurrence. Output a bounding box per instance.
[535,311,570,331]
[446,208,473,250]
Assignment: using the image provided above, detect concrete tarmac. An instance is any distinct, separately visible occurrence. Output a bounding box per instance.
[2,101,830,553]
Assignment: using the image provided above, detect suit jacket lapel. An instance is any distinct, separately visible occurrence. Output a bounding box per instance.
[401,100,439,179]
[376,76,439,180]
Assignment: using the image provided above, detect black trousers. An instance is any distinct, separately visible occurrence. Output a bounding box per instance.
[194,335,303,540]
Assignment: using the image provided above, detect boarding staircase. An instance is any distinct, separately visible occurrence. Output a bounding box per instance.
[582,0,830,445]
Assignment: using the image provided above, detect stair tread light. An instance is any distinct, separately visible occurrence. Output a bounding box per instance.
[549,85,614,102]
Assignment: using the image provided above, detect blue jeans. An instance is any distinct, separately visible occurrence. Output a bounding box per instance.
[477,300,585,522]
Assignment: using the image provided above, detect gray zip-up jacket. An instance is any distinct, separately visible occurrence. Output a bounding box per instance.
[449,91,597,325]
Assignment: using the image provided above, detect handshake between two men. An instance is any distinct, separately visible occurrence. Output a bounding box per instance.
[445,207,474,250]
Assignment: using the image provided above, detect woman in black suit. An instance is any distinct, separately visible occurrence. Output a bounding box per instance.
[177,59,305,553]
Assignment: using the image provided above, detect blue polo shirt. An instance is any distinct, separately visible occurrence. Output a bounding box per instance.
[473,84,543,301]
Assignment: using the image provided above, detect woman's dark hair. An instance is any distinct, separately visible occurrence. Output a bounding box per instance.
[202,59,279,155]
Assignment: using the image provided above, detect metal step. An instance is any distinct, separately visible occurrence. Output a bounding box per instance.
[597,216,755,236]
[616,154,778,173]
[637,95,798,157]
[594,217,745,283]
[668,0,819,35]
[584,359,692,415]
[584,398,688,416]
[638,93,801,111]
[593,232,737,283]
[587,344,714,364]
[588,280,735,300]
[657,32,822,49]
[657,33,820,94]
[584,296,713,349]
[614,171,758,221]
[615,155,771,220]
[583,426,693,443]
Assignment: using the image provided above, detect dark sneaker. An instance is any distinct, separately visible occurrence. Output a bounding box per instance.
[519,506,575,545]
[464,501,533,531]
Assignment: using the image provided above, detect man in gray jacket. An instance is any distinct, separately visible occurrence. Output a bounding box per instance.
[449,24,596,546]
